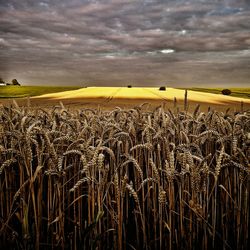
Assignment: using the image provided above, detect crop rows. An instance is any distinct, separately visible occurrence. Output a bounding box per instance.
[0,102,249,249]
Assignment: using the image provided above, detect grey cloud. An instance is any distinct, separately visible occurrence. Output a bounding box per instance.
[0,0,250,86]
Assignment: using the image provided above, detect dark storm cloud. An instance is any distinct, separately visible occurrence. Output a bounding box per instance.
[0,0,250,86]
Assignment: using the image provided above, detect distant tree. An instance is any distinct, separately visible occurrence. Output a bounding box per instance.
[0,77,4,83]
[221,89,231,95]
[12,79,20,86]
[159,86,166,91]
[127,85,132,88]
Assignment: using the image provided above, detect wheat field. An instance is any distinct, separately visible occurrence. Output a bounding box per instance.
[0,100,249,249]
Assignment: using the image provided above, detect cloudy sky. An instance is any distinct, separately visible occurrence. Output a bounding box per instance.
[0,0,250,87]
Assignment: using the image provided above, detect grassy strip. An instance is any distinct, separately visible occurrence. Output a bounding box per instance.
[180,88,250,99]
[0,85,81,98]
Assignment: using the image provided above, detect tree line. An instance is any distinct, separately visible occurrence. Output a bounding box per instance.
[0,77,20,86]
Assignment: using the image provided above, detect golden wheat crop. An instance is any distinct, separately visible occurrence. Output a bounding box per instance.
[0,101,249,249]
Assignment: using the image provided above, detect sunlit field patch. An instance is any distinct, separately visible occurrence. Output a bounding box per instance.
[182,88,250,99]
[36,87,250,105]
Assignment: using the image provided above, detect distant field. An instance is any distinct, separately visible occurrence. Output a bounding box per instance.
[1,86,250,100]
[0,85,81,98]
[183,88,250,99]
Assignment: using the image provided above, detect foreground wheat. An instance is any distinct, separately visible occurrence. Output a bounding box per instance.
[0,102,249,250]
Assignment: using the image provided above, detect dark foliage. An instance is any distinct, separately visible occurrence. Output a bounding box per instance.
[221,89,231,95]
[12,79,21,86]
[0,77,4,83]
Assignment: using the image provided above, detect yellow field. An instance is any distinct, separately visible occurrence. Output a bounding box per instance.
[36,87,250,105]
